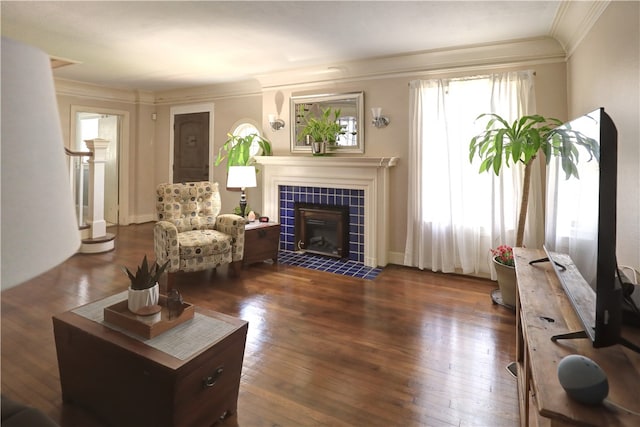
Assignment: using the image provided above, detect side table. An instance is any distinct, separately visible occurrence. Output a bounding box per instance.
[243,222,280,266]
[52,292,248,427]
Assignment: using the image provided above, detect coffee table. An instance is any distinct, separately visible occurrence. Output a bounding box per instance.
[52,292,248,427]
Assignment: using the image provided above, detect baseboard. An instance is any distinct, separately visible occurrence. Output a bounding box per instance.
[387,250,492,280]
[387,251,406,266]
[128,214,155,224]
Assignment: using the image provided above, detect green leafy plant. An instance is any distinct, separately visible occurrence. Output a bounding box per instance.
[123,255,170,290]
[469,113,599,247]
[298,106,344,144]
[214,133,272,170]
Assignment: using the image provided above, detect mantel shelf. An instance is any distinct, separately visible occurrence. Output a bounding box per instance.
[254,156,399,168]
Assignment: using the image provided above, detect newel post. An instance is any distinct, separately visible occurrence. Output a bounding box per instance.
[85,138,110,239]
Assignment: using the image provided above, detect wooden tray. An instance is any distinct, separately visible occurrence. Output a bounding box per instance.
[103,294,195,339]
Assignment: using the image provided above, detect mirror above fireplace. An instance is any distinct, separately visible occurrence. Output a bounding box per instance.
[290,92,364,154]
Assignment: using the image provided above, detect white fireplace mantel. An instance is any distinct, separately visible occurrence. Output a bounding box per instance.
[254,156,399,267]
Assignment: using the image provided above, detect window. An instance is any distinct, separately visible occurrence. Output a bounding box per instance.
[231,121,264,157]
[337,116,357,147]
[405,71,538,275]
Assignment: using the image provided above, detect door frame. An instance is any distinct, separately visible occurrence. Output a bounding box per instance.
[70,105,131,225]
[169,103,215,183]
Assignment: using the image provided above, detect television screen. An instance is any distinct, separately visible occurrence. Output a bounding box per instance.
[545,110,602,288]
[543,107,625,348]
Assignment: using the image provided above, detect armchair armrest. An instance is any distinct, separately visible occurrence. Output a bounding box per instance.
[215,214,246,262]
[154,221,180,273]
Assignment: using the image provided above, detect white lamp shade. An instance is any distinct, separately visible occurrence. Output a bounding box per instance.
[1,37,81,290]
[227,166,257,189]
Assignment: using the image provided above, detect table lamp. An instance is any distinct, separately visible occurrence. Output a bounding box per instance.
[226,166,257,218]
[1,37,81,290]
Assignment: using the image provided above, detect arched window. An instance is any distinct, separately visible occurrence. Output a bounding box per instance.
[231,121,264,157]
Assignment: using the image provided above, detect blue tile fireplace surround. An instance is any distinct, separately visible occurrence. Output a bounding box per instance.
[279,185,364,262]
[277,185,381,279]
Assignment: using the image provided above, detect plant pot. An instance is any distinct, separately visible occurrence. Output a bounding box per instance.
[492,257,517,308]
[311,141,326,156]
[127,283,160,313]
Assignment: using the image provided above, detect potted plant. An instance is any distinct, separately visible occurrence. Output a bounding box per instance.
[469,113,598,307]
[491,245,517,308]
[123,255,170,314]
[298,106,344,155]
[214,133,272,170]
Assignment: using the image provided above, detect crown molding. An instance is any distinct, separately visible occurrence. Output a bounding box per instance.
[54,78,155,105]
[255,37,566,89]
[153,79,263,106]
[551,0,610,58]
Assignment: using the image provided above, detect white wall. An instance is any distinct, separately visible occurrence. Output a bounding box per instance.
[567,1,640,271]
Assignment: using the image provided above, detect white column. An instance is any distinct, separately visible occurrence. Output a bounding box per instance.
[85,138,110,239]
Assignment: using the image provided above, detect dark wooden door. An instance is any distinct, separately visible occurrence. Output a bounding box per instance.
[173,112,210,183]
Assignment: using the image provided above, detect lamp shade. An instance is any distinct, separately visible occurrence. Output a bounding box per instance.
[227,166,257,189]
[1,37,81,290]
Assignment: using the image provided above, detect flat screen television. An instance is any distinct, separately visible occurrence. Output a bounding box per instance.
[542,107,639,352]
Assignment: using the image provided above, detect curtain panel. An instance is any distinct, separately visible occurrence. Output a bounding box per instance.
[404,71,544,277]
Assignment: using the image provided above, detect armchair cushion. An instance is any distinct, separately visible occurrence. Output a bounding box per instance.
[178,229,232,259]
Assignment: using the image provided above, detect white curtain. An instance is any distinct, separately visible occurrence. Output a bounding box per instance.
[404,71,544,276]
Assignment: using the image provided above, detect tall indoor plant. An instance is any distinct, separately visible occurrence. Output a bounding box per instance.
[469,113,598,307]
[469,113,598,248]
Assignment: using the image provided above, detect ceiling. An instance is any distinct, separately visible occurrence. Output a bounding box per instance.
[1,1,565,91]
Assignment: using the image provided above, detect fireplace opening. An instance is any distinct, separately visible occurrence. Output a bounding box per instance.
[294,203,349,259]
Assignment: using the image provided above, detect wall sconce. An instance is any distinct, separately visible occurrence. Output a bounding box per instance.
[371,107,390,128]
[268,114,285,131]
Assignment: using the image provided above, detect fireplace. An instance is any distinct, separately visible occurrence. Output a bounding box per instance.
[295,203,349,259]
[254,156,399,267]
[279,185,364,263]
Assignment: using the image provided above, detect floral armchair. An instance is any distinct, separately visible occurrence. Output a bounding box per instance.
[153,181,245,289]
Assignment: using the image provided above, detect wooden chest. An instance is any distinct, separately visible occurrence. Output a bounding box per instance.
[243,222,280,266]
[53,298,248,427]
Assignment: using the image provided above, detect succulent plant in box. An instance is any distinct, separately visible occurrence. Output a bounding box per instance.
[124,255,170,313]
[123,255,169,290]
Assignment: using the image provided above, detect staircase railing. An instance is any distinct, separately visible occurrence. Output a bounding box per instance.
[65,140,115,253]
[65,147,92,228]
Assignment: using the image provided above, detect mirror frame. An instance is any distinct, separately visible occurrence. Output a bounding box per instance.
[290,92,364,154]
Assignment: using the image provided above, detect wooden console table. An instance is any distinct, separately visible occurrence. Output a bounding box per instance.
[515,248,640,426]
[53,293,248,427]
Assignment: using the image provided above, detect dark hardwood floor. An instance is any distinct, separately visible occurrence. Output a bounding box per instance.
[1,223,518,426]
